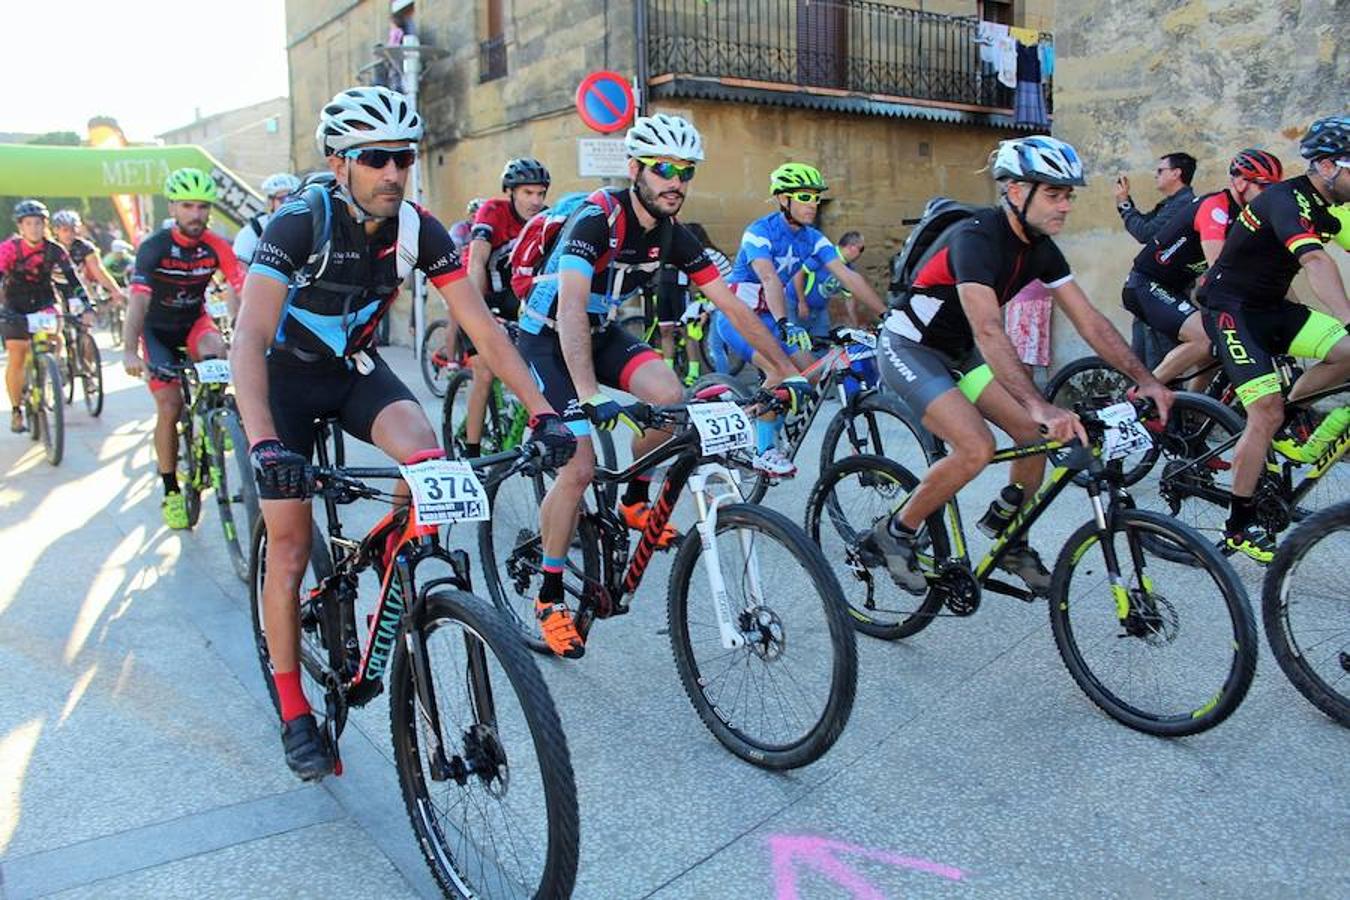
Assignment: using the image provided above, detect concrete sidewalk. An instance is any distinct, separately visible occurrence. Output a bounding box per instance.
[1,340,1345,899]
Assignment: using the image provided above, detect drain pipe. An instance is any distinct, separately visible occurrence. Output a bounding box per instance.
[634,0,649,116]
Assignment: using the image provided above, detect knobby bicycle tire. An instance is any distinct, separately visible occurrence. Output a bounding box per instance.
[666,502,858,769]
[37,353,64,466]
[804,455,948,640]
[79,331,103,417]
[1261,502,1350,727]
[421,318,451,398]
[212,408,259,582]
[389,589,579,899]
[1048,508,1256,736]
[818,390,932,475]
[180,410,203,529]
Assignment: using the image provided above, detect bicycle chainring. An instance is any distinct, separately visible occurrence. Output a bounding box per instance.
[1253,479,1292,535]
[932,562,980,617]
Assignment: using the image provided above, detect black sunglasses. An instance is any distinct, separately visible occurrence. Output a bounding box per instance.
[343,147,417,170]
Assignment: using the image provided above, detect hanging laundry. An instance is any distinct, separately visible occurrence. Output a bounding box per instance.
[1009,26,1039,46]
[996,33,1018,88]
[975,21,1009,67]
[1039,40,1055,79]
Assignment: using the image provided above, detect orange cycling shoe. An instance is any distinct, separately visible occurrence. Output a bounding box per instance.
[535,598,585,659]
[619,500,680,549]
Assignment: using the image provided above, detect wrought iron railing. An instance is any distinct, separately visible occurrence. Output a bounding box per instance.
[479,35,507,83]
[644,0,1052,113]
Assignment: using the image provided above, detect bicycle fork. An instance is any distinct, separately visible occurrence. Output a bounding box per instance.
[688,464,755,650]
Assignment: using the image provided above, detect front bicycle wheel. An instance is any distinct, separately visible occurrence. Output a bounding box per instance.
[819,390,933,474]
[804,455,948,640]
[1049,508,1256,736]
[389,590,579,899]
[37,353,64,466]
[421,318,451,398]
[108,307,124,347]
[212,408,260,582]
[667,503,858,769]
[179,412,203,528]
[78,330,103,417]
[1261,502,1350,726]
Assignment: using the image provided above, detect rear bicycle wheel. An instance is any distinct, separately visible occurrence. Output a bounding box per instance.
[420,318,451,398]
[78,330,103,416]
[63,332,76,405]
[441,368,475,456]
[667,503,857,769]
[37,353,64,466]
[804,455,948,640]
[389,589,579,898]
[1261,502,1350,726]
[1049,508,1256,735]
[212,408,260,581]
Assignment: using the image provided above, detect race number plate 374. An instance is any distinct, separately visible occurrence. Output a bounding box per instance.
[398,459,490,526]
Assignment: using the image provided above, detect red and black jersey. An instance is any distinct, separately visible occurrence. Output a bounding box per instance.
[1130,190,1238,291]
[131,227,244,328]
[891,206,1071,354]
[0,236,78,313]
[1199,175,1339,310]
[470,198,527,296]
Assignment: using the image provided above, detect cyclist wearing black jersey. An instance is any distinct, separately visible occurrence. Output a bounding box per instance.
[871,136,1172,595]
[524,113,811,659]
[232,87,575,781]
[1125,149,1283,387]
[51,209,127,314]
[1199,115,1350,562]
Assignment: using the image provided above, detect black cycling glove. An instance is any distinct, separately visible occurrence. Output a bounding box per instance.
[250,439,308,500]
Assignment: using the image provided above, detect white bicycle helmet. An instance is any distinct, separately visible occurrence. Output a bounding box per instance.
[624,113,705,162]
[260,172,301,197]
[111,239,133,254]
[991,135,1086,186]
[52,209,82,229]
[315,86,424,157]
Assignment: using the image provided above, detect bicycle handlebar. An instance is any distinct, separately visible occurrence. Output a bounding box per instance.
[303,443,544,501]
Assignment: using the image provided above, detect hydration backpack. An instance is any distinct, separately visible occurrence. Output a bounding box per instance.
[294,183,419,288]
[887,197,982,307]
[508,188,627,300]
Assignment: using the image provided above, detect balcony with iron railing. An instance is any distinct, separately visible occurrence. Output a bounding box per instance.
[643,0,1052,121]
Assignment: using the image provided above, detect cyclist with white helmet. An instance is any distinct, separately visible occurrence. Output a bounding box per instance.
[232,172,302,264]
[714,162,888,477]
[50,208,127,316]
[520,112,811,659]
[867,135,1173,595]
[103,239,135,287]
[231,86,575,781]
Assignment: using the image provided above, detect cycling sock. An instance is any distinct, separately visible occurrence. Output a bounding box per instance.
[664,357,676,369]
[161,472,179,495]
[274,669,311,722]
[756,419,777,453]
[463,443,481,459]
[887,516,917,539]
[623,475,652,507]
[1226,494,1256,532]
[540,556,566,603]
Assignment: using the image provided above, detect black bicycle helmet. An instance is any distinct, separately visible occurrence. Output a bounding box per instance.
[501,157,551,190]
[13,199,49,222]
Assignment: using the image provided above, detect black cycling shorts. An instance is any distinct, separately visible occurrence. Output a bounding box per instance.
[516,323,661,436]
[1122,273,1196,342]
[1203,302,1346,406]
[266,350,416,459]
[656,283,688,326]
[463,291,521,357]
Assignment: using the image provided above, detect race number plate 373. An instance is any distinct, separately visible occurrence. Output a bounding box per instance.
[688,401,753,456]
[398,459,490,526]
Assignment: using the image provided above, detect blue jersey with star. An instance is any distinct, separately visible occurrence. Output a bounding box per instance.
[728,212,839,288]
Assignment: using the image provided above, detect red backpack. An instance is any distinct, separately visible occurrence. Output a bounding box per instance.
[509,188,627,300]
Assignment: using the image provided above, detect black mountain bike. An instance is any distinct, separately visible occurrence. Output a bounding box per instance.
[481,395,858,770]
[2,308,64,465]
[805,399,1256,736]
[61,304,104,417]
[249,421,578,897]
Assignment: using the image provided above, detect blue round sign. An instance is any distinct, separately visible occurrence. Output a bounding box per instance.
[575,71,635,134]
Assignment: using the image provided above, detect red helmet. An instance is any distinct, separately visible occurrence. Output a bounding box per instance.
[1229,148,1282,185]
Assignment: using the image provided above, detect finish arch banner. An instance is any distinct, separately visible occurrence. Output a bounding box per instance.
[0,143,265,227]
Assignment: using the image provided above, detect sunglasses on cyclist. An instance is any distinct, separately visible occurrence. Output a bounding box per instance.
[342,146,418,170]
[784,191,822,205]
[637,157,697,182]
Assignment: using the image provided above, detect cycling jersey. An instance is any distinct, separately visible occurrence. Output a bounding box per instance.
[1199,175,1340,310]
[250,188,464,360]
[132,227,244,329]
[52,236,99,300]
[0,236,78,314]
[470,198,526,315]
[1130,190,1237,291]
[103,252,133,286]
[884,205,1072,355]
[518,187,718,336]
[232,212,272,265]
[728,212,839,310]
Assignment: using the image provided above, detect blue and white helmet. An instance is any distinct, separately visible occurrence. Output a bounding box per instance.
[991,136,1086,186]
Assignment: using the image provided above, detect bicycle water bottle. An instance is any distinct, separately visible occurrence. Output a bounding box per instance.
[1297,407,1350,461]
[978,483,1025,538]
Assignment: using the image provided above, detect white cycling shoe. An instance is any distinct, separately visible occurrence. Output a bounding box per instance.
[751,447,797,478]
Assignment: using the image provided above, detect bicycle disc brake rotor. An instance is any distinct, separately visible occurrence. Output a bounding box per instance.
[933,562,980,616]
[739,605,786,661]
[463,723,510,798]
[1123,589,1179,646]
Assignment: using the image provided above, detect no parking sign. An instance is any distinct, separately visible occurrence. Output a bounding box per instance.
[575,71,635,134]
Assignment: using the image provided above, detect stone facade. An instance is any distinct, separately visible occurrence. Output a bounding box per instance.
[1050,0,1348,362]
[156,97,292,190]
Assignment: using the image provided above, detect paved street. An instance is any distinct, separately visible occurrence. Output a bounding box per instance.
[1,338,1345,899]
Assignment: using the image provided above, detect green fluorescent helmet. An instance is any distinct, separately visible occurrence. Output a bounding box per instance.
[164,167,218,203]
[770,162,827,195]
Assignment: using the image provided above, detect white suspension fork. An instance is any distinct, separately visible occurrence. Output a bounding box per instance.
[688,463,749,649]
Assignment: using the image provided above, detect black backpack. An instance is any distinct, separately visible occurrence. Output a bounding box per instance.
[887,197,983,308]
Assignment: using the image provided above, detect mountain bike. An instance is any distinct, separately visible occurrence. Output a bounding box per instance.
[248,424,578,897]
[619,289,711,385]
[3,308,64,465]
[1261,499,1350,727]
[481,392,858,769]
[688,327,928,503]
[805,399,1256,736]
[148,358,258,579]
[60,296,104,417]
[419,317,460,398]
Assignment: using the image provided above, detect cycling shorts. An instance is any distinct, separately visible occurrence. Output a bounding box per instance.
[656,288,687,327]
[516,323,661,436]
[1,305,58,342]
[1203,303,1347,406]
[712,308,793,363]
[143,312,220,392]
[879,330,993,420]
[266,350,416,459]
[1122,272,1197,343]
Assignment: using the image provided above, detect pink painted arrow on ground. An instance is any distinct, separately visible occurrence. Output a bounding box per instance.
[769,834,965,899]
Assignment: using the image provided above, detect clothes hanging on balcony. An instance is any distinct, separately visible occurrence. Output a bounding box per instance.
[1040,41,1055,78]
[1009,26,1039,47]
[975,21,1007,66]
[1013,41,1049,127]
[1016,42,1042,83]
